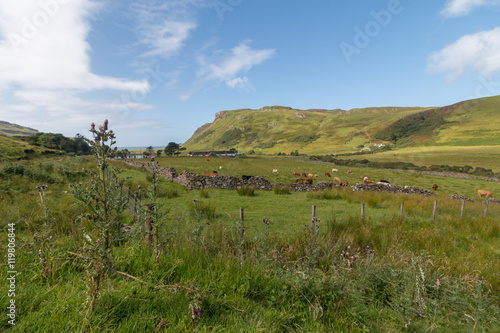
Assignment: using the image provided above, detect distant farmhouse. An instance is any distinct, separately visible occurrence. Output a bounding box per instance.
[188,151,240,157]
[125,154,145,159]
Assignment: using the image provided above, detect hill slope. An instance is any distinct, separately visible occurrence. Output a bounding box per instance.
[182,96,500,155]
[0,120,38,136]
[183,105,431,154]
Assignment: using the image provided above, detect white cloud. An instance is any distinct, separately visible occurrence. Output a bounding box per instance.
[131,0,202,59]
[0,0,154,139]
[225,77,253,91]
[441,0,499,17]
[428,26,500,81]
[196,40,276,85]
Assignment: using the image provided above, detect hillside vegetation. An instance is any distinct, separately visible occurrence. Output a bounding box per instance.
[182,96,500,155]
[183,105,430,154]
[0,120,38,136]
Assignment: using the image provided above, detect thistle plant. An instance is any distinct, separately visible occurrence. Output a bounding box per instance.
[71,119,128,249]
[70,120,128,315]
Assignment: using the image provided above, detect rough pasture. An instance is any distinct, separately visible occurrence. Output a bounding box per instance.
[147,156,500,200]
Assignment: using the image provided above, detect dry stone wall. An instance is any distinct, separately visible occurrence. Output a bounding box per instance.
[352,183,436,196]
[123,161,441,197]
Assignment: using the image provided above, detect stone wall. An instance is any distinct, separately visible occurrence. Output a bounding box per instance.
[123,161,441,197]
[352,183,436,196]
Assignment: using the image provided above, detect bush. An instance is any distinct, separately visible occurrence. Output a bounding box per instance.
[273,185,290,195]
[189,199,217,219]
[237,185,255,196]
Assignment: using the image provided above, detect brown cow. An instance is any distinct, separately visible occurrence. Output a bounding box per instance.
[296,178,313,184]
[292,172,300,176]
[346,170,352,174]
[360,175,367,179]
[202,172,218,177]
[364,180,375,185]
[333,177,341,183]
[325,172,331,177]
[308,173,314,178]
[340,180,349,187]
[301,173,307,177]
[477,190,494,198]
[432,184,438,191]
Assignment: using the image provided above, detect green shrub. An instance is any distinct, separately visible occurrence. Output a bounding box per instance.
[306,190,342,200]
[273,185,290,195]
[189,199,217,219]
[237,185,255,196]
[199,188,209,198]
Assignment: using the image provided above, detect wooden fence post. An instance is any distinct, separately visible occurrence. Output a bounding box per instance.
[361,203,365,221]
[460,200,465,219]
[484,200,489,217]
[144,204,154,247]
[400,202,404,220]
[311,205,316,219]
[432,200,438,222]
[240,207,244,222]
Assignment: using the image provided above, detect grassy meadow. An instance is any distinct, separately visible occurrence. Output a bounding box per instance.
[347,145,500,173]
[1,154,499,332]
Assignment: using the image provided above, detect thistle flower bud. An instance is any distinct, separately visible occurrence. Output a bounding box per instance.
[104,119,108,130]
[138,185,141,190]
[90,123,96,132]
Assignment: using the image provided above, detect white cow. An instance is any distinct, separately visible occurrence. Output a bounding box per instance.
[272,169,278,173]
[332,168,339,173]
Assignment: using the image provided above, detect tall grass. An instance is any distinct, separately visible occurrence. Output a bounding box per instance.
[1,155,499,332]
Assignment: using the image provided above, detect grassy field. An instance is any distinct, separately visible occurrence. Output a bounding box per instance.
[0,135,59,160]
[347,145,500,173]
[1,155,499,332]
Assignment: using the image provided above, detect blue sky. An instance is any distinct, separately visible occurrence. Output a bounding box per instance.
[1,0,500,147]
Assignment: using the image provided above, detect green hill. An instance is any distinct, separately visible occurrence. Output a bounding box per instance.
[182,96,500,155]
[0,120,38,136]
[183,105,431,154]
[0,135,58,160]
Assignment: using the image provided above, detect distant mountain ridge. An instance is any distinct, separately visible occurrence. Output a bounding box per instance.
[0,120,38,136]
[182,96,500,155]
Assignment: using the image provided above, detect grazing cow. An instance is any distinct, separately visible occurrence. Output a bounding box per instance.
[378,180,391,186]
[242,175,253,181]
[308,173,314,178]
[346,170,352,174]
[325,173,331,177]
[333,177,341,183]
[313,174,318,178]
[364,180,375,185]
[332,168,339,173]
[432,184,438,191]
[301,173,307,177]
[360,175,367,179]
[296,178,313,184]
[340,180,349,187]
[477,190,494,198]
[292,172,300,176]
[272,169,278,173]
[203,172,218,177]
